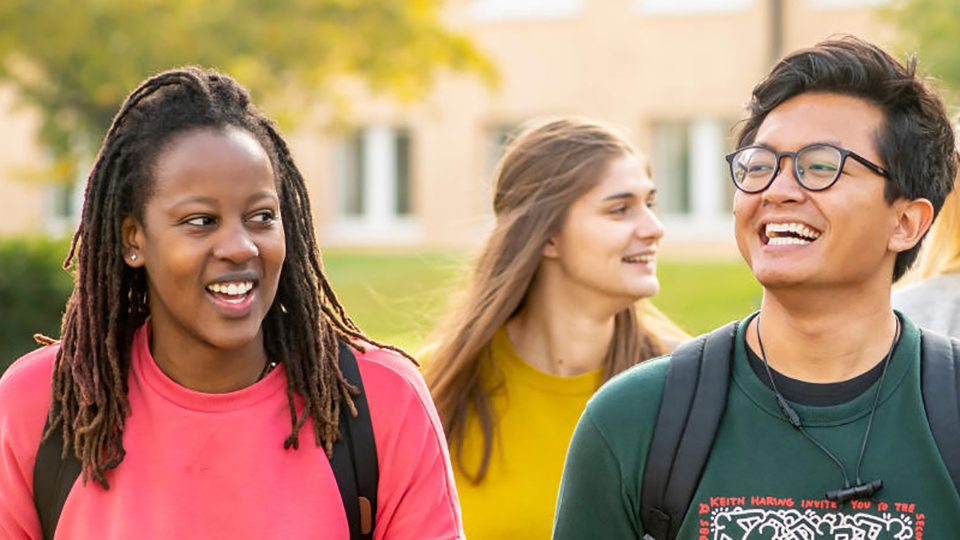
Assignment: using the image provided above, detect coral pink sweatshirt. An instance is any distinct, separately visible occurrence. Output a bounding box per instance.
[0,325,462,539]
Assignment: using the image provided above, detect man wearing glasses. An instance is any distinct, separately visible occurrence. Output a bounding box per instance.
[554,36,960,539]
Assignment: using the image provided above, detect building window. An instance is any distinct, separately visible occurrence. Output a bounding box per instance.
[484,123,520,177]
[330,125,417,243]
[50,183,75,220]
[476,123,523,219]
[651,121,691,215]
[335,125,412,220]
[340,130,366,216]
[44,168,84,237]
[635,0,750,15]
[721,123,740,213]
[650,119,737,220]
[395,130,412,216]
[470,0,582,21]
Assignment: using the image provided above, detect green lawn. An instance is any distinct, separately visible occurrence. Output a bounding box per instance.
[656,258,763,336]
[321,250,468,350]
[321,250,762,350]
[0,246,763,375]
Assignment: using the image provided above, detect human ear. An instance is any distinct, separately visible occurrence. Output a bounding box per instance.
[121,215,146,268]
[542,237,560,259]
[889,197,934,253]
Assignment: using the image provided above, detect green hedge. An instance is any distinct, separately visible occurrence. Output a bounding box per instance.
[0,237,74,375]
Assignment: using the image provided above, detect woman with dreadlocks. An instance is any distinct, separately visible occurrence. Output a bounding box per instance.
[0,67,462,540]
[423,118,687,539]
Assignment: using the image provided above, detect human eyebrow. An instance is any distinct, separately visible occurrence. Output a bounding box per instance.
[814,139,844,148]
[751,139,845,151]
[169,194,218,209]
[247,190,280,205]
[601,192,637,202]
[746,141,776,151]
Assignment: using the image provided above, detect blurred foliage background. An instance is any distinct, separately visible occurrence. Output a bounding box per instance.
[0,0,494,187]
[886,0,960,102]
[0,238,75,372]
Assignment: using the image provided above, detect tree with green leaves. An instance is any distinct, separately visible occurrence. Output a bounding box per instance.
[0,0,493,183]
[886,0,960,101]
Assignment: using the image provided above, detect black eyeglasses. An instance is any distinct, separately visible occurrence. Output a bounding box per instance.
[725,143,890,194]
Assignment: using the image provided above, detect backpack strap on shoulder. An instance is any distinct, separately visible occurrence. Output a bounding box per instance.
[33,404,82,540]
[640,321,738,540]
[35,345,381,540]
[920,328,960,495]
[330,340,380,540]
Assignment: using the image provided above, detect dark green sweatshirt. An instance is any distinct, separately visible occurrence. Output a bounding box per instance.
[554,314,960,539]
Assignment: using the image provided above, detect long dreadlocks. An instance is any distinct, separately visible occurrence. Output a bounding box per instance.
[46,67,414,488]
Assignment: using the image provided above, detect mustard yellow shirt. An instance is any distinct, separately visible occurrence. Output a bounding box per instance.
[452,327,603,540]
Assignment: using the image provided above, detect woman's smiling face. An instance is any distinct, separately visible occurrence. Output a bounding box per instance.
[544,153,664,309]
[123,126,286,357]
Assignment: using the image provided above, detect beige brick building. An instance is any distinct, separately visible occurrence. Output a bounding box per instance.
[0,0,894,256]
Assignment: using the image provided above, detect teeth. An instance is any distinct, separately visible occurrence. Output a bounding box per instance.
[768,237,813,246]
[207,281,254,296]
[623,254,655,263]
[765,222,821,240]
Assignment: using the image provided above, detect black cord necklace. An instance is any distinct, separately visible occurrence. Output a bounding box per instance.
[755,314,900,504]
[257,359,278,381]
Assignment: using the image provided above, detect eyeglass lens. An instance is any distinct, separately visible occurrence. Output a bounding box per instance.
[731,145,843,192]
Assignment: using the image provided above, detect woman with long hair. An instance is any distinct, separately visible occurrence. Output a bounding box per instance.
[424,117,686,539]
[893,169,960,337]
[0,67,462,540]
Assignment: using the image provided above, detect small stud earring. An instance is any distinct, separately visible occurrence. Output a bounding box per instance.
[130,254,137,261]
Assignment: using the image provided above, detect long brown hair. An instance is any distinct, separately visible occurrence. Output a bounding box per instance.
[424,117,685,483]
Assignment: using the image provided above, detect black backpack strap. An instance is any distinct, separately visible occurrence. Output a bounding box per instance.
[920,328,960,495]
[640,321,738,540]
[330,341,380,540]
[34,345,380,540]
[33,406,82,540]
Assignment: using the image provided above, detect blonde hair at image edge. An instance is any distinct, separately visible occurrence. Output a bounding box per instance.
[423,117,687,484]
[902,169,960,282]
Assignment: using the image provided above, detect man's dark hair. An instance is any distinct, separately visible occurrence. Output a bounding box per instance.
[46,67,412,488]
[737,35,958,282]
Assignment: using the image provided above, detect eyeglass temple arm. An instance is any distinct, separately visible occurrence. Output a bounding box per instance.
[847,152,889,178]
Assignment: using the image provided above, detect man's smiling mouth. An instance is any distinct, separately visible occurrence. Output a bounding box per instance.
[763,222,822,246]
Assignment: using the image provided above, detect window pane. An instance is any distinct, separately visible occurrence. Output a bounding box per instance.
[52,182,74,218]
[341,130,365,216]
[395,129,412,216]
[485,124,519,178]
[722,119,739,211]
[651,121,691,215]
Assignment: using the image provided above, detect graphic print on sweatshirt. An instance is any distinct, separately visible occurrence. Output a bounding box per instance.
[697,495,925,539]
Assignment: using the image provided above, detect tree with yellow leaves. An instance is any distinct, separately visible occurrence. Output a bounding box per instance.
[0,0,493,183]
